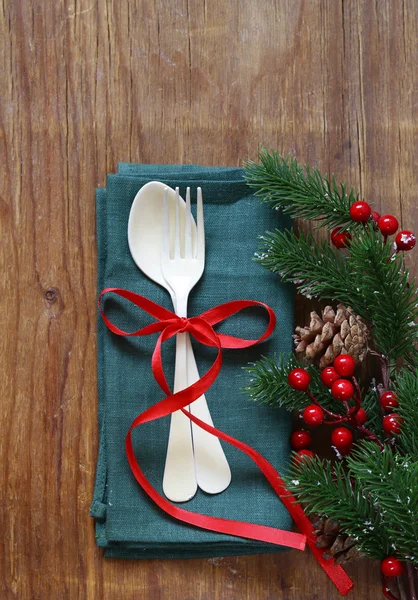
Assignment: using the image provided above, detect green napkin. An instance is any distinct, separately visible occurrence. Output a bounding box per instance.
[91,164,294,558]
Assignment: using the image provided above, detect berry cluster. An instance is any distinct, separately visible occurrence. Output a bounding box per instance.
[331,200,416,252]
[288,355,402,460]
[380,391,403,435]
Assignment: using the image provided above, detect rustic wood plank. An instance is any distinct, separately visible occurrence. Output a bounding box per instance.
[1,0,417,598]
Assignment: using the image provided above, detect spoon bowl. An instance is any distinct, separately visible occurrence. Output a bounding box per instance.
[128,181,195,291]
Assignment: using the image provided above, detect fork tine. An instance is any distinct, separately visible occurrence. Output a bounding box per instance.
[196,187,204,260]
[162,187,171,260]
[174,187,181,258]
[185,187,192,258]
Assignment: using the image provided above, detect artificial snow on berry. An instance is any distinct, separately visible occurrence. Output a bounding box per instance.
[378,214,399,236]
[320,366,340,388]
[382,413,403,435]
[333,354,356,377]
[349,201,371,223]
[331,427,353,450]
[294,449,315,464]
[380,391,399,412]
[395,230,416,251]
[354,408,367,425]
[290,430,312,450]
[331,379,354,401]
[288,368,311,391]
[381,557,405,578]
[331,227,351,249]
[302,405,324,426]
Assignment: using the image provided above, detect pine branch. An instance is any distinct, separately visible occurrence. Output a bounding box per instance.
[393,369,418,460]
[255,229,361,304]
[243,353,345,414]
[245,149,358,229]
[348,443,418,563]
[360,388,385,441]
[348,227,418,362]
[286,456,392,559]
[404,346,418,372]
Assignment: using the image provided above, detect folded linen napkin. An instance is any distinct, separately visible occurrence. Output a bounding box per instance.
[91,164,294,558]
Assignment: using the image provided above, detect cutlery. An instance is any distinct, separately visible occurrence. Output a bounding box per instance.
[128,182,231,502]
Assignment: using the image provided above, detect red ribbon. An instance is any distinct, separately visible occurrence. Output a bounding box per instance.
[99,288,353,596]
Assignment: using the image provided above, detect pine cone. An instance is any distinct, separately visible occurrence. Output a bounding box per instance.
[310,515,363,565]
[293,304,369,369]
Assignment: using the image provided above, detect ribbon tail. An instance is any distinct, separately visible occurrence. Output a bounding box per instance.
[309,545,354,596]
[182,408,354,596]
[126,428,306,551]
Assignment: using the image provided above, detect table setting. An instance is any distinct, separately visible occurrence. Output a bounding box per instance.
[90,162,353,595]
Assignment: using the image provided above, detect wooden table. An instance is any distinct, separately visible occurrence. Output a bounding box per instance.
[1,1,417,598]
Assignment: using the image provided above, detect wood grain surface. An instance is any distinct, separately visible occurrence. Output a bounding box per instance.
[1,1,417,599]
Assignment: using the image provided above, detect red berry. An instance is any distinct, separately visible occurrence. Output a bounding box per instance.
[331,379,354,401]
[288,368,311,391]
[334,354,356,377]
[395,230,416,251]
[331,227,352,249]
[381,557,405,578]
[378,214,399,236]
[350,201,371,223]
[302,405,324,427]
[354,408,367,425]
[331,427,353,450]
[338,443,352,456]
[294,449,316,464]
[371,210,381,224]
[380,391,399,412]
[290,430,312,450]
[383,413,403,435]
[320,366,340,388]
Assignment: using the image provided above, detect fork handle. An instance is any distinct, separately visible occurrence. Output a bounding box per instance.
[186,335,231,494]
[162,332,197,503]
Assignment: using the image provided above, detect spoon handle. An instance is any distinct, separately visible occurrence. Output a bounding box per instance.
[186,335,231,494]
[162,332,197,502]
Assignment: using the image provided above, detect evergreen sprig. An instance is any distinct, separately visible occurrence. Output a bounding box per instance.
[360,388,385,441]
[245,149,357,229]
[347,443,418,561]
[255,228,361,304]
[393,369,418,460]
[405,346,418,372]
[348,227,418,363]
[286,456,392,559]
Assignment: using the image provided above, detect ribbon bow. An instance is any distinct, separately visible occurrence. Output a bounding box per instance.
[99,288,353,596]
